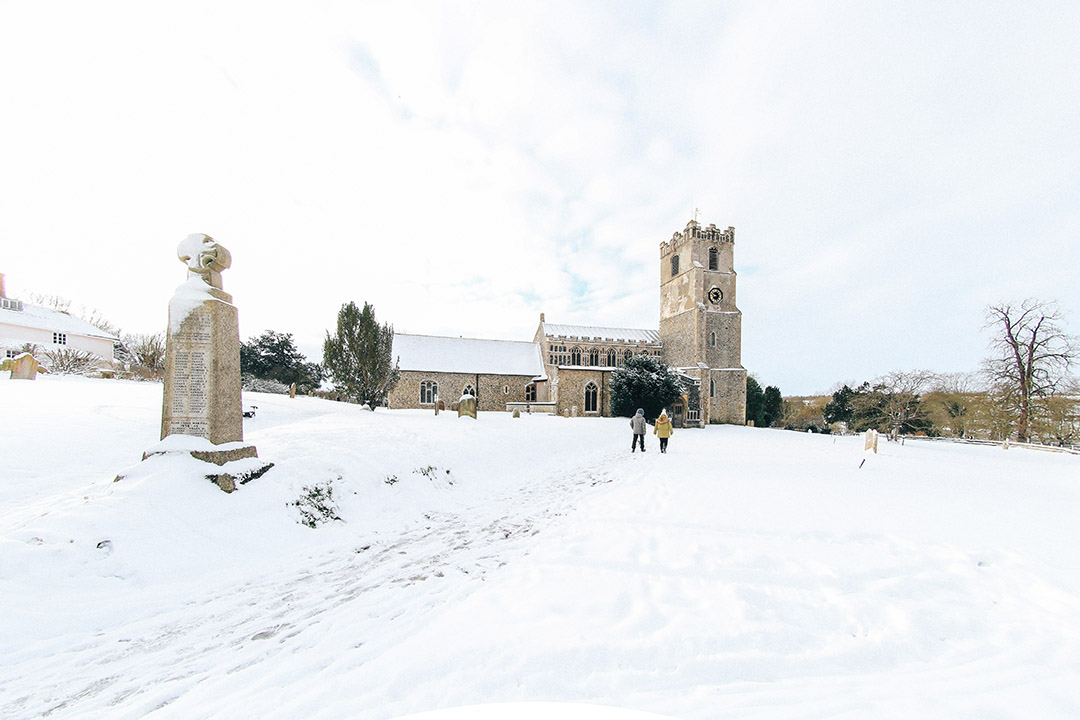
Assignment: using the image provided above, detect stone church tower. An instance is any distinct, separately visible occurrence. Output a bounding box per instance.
[659,220,747,424]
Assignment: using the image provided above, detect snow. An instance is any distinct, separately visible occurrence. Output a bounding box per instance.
[392,333,545,376]
[3,375,1080,719]
[168,276,230,333]
[0,301,119,341]
[542,323,660,344]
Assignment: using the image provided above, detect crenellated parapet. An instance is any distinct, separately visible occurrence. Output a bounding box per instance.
[660,220,735,256]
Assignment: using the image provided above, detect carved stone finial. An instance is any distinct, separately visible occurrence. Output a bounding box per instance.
[177,233,232,289]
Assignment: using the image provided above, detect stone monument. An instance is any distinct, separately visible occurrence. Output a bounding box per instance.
[153,234,261,471]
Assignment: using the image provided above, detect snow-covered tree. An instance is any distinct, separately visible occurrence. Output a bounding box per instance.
[609,354,682,419]
[322,302,399,409]
[241,330,322,393]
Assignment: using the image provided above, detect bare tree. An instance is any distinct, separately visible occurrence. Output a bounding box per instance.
[983,299,1078,442]
[860,369,937,440]
[122,332,166,376]
[923,371,983,438]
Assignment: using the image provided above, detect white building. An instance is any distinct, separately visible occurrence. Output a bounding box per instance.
[0,273,118,364]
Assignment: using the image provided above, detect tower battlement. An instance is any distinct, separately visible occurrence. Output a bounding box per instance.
[660,221,735,256]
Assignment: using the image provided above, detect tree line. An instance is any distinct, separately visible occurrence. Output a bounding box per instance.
[776,300,1079,446]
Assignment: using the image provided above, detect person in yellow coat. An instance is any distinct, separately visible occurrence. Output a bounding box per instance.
[653,410,674,453]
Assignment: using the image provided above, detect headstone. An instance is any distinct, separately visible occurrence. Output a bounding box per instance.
[5,353,47,380]
[512,408,521,419]
[864,429,878,454]
[458,394,477,419]
[290,382,297,398]
[571,404,578,417]
[158,233,260,467]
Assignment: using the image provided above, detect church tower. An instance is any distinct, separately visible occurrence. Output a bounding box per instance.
[659,219,747,424]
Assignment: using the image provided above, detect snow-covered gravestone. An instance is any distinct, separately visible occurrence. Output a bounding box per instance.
[155,234,260,469]
[458,394,477,419]
[4,353,47,380]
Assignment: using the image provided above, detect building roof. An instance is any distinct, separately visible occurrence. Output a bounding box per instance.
[392,333,546,377]
[0,302,119,341]
[541,323,660,344]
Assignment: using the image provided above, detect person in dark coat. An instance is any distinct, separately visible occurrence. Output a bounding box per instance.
[630,408,647,452]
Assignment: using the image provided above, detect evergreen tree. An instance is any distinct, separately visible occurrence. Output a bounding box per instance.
[322,301,400,409]
[609,354,682,419]
[763,385,783,427]
[241,330,323,393]
[824,383,863,426]
[745,376,766,427]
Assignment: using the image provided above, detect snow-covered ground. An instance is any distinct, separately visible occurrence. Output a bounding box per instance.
[2,375,1079,720]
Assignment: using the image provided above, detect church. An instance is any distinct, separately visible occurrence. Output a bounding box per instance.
[387,219,747,426]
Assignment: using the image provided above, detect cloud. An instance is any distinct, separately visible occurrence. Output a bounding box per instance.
[1,1,1077,394]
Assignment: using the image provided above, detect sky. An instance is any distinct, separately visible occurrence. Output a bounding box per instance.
[2,1,1078,395]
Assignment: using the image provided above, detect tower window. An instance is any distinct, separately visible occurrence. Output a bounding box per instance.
[671,254,680,277]
[710,379,715,398]
[584,382,598,413]
[420,381,438,404]
[709,247,719,271]
[709,332,716,347]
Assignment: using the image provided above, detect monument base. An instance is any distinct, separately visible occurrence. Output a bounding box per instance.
[141,434,272,493]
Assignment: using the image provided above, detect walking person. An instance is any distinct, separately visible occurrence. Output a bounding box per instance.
[630,408,647,452]
[654,410,673,453]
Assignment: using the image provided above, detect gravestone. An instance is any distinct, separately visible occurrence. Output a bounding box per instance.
[157,234,259,466]
[5,353,47,380]
[458,394,477,419]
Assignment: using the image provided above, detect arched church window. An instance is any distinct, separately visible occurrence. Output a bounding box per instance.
[525,383,537,402]
[584,382,598,413]
[588,348,600,366]
[606,349,616,367]
[709,331,716,347]
[710,379,715,398]
[709,247,719,271]
[571,347,582,365]
[462,383,475,398]
[671,254,680,277]
[420,381,438,405]
[624,350,633,366]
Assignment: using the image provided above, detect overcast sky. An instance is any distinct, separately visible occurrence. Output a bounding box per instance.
[2,1,1077,395]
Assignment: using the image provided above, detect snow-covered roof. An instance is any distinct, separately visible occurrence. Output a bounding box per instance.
[392,333,546,377]
[0,302,119,341]
[541,323,660,345]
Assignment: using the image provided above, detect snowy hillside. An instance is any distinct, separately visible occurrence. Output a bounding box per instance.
[2,376,1079,720]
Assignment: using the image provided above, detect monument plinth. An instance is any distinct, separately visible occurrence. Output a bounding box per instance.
[152,234,264,483]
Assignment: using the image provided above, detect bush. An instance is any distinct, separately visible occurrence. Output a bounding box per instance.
[290,479,342,528]
[42,348,99,375]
